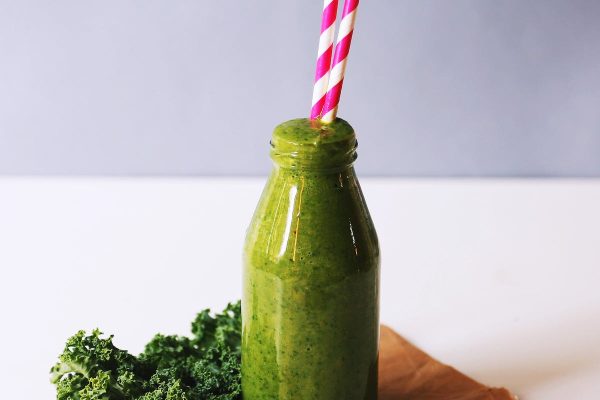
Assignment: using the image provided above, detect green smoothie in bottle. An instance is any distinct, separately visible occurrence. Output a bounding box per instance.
[242,118,380,399]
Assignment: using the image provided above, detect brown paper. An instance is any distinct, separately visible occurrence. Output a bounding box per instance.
[379,325,516,400]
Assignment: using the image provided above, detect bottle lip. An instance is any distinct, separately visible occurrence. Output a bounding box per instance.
[270,118,358,170]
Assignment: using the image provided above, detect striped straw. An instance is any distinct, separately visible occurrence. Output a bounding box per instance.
[320,0,359,123]
[310,0,339,120]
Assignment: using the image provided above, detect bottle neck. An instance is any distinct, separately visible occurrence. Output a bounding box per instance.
[269,118,358,173]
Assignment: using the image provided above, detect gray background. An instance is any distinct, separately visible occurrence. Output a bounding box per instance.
[1,0,599,177]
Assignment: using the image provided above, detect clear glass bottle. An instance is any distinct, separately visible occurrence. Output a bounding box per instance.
[242,118,380,399]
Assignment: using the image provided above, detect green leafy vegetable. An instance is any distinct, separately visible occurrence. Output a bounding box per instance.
[51,302,242,400]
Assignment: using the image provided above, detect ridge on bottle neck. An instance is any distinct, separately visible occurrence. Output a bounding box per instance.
[270,118,358,171]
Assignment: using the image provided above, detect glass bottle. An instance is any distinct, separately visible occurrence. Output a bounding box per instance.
[242,118,380,399]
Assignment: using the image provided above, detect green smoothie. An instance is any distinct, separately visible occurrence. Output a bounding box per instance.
[242,118,380,399]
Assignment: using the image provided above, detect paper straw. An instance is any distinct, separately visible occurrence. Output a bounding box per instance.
[310,0,339,120]
[320,0,359,123]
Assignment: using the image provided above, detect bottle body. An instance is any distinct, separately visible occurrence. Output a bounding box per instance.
[242,119,380,400]
[242,120,380,400]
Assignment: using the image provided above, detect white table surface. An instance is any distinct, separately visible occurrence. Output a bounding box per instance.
[1,177,599,399]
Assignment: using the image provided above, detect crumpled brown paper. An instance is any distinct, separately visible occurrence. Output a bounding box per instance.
[379,325,517,400]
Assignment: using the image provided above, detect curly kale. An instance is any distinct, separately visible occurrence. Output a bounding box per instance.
[51,302,242,400]
[50,329,146,400]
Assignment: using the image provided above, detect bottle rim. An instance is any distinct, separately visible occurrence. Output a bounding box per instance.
[269,118,358,171]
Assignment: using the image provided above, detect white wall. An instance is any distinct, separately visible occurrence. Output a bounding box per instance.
[0,0,599,176]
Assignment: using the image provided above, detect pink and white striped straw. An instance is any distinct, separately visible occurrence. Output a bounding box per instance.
[310,0,339,120]
[320,0,359,123]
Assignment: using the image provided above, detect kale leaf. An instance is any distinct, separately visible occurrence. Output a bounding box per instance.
[51,301,242,400]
